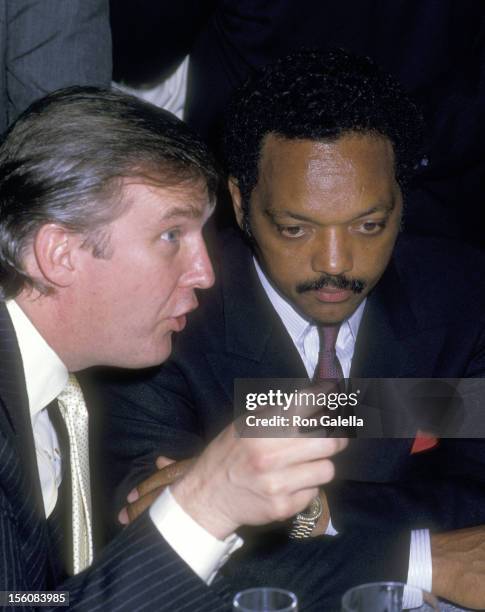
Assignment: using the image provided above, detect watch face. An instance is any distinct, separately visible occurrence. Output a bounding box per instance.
[296,495,323,521]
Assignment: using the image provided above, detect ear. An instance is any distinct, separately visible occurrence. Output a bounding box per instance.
[227,177,244,230]
[29,223,80,288]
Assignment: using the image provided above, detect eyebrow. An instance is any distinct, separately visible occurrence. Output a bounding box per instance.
[160,204,205,221]
[264,201,395,224]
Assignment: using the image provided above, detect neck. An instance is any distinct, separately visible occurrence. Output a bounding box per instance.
[14,291,86,371]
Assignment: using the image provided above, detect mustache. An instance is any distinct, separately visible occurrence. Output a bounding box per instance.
[296,274,366,294]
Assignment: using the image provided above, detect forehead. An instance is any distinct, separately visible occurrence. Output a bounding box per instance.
[119,177,213,222]
[255,133,398,216]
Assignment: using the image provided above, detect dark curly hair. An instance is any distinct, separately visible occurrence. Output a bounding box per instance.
[223,48,424,231]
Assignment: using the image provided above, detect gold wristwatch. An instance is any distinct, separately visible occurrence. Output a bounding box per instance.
[289,495,322,539]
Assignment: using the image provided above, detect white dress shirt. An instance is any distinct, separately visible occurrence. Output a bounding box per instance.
[6,299,241,585]
[113,56,189,120]
[253,259,432,602]
[6,300,67,518]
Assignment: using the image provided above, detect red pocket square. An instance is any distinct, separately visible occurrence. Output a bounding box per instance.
[411,430,439,454]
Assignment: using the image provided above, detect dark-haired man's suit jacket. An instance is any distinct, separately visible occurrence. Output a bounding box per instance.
[0,303,230,612]
[100,231,485,611]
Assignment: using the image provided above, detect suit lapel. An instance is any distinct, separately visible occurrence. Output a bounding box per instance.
[347,256,421,468]
[351,257,418,378]
[0,303,46,515]
[0,302,65,585]
[222,237,306,370]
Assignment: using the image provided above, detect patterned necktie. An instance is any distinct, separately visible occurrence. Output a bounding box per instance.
[57,374,93,574]
[314,324,352,433]
[314,325,344,383]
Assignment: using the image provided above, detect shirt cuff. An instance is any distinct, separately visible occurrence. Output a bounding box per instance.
[403,529,432,609]
[325,517,338,536]
[149,486,243,585]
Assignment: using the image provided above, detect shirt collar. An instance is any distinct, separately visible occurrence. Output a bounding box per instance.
[253,257,366,345]
[6,300,68,418]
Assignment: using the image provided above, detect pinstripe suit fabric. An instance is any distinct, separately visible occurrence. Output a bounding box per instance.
[0,303,230,611]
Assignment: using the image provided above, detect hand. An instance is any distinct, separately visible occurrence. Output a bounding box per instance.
[171,421,347,540]
[118,457,195,525]
[431,525,485,609]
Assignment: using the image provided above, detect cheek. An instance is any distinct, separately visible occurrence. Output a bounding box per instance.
[149,265,193,318]
[142,277,178,313]
[130,258,180,299]
[258,242,302,285]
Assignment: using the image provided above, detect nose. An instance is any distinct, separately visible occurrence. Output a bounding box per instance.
[183,236,215,290]
[311,227,353,276]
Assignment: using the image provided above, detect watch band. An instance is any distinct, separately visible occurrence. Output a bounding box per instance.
[289,495,322,539]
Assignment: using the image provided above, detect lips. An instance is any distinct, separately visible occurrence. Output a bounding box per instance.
[172,314,187,332]
[170,296,199,332]
[313,287,354,303]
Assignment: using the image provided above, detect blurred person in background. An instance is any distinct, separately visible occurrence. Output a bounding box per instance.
[0,0,111,133]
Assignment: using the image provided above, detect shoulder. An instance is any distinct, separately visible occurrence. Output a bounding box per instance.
[392,234,485,321]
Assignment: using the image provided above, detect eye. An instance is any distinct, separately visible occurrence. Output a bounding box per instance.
[354,220,387,235]
[277,225,306,238]
[161,228,181,243]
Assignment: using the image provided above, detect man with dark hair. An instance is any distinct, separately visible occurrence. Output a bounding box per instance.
[0,86,345,610]
[101,50,485,610]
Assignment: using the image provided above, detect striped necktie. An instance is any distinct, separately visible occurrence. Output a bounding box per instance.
[57,374,93,573]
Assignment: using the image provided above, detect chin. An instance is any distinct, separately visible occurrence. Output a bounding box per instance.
[148,337,174,367]
[297,302,350,325]
[315,306,360,326]
[112,338,173,369]
[313,313,349,326]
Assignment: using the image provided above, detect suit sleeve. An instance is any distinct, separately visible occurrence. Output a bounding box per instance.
[1,0,111,131]
[0,431,231,612]
[59,514,231,612]
[96,362,206,524]
[0,491,231,612]
[327,436,485,533]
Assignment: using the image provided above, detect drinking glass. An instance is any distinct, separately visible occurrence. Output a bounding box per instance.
[233,587,298,611]
[341,582,425,611]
